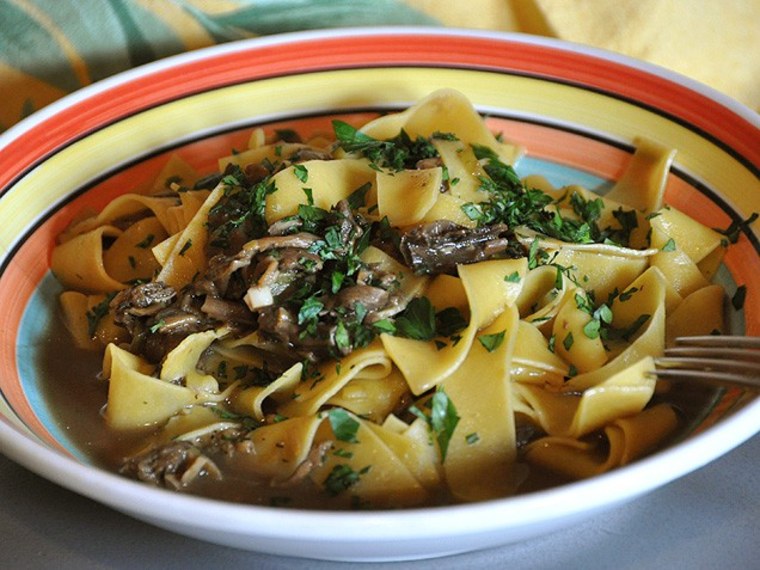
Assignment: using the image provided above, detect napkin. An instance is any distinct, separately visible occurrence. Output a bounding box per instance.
[0,0,757,133]
[512,0,760,112]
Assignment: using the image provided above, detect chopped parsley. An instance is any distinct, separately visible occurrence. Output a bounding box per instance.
[395,297,437,340]
[206,165,277,252]
[332,120,447,171]
[324,464,370,496]
[327,408,360,443]
[477,330,506,352]
[85,292,117,337]
[394,297,467,341]
[661,238,676,252]
[409,387,460,462]
[135,234,155,249]
[179,239,192,256]
[293,164,309,183]
[461,147,639,248]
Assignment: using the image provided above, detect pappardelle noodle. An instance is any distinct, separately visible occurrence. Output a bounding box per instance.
[51,89,732,508]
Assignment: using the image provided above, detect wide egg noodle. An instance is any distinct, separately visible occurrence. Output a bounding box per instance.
[603,137,675,214]
[442,305,521,501]
[549,249,650,305]
[279,341,392,417]
[326,367,409,423]
[308,414,429,508]
[230,362,302,422]
[101,216,167,283]
[511,320,568,384]
[265,158,377,224]
[51,225,124,293]
[648,205,727,299]
[649,225,710,298]
[59,291,128,349]
[650,205,726,267]
[146,154,199,195]
[158,329,225,393]
[376,167,442,226]
[104,330,232,430]
[515,357,657,439]
[565,266,667,391]
[218,141,306,173]
[381,258,527,395]
[366,416,442,490]
[57,193,181,243]
[104,343,203,430]
[155,181,226,289]
[227,415,326,483]
[164,189,212,235]
[552,287,608,373]
[524,403,678,479]
[431,139,488,206]
[666,284,726,342]
[358,88,523,165]
[515,265,570,333]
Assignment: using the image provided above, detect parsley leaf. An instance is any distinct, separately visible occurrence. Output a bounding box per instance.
[661,238,676,252]
[324,464,369,496]
[327,408,360,443]
[395,297,437,340]
[332,121,440,171]
[430,388,460,462]
[85,292,117,338]
[293,164,309,183]
[478,330,506,352]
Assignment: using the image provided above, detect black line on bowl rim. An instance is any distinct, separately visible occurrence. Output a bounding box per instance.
[1,62,757,198]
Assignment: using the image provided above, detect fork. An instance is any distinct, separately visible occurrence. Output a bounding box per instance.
[654,335,760,389]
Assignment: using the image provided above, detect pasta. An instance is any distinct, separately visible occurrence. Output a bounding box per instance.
[50,89,733,508]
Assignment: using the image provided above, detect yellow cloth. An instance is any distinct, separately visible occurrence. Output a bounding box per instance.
[0,0,757,133]
[408,0,760,111]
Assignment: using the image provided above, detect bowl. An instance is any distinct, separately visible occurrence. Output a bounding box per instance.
[0,28,758,562]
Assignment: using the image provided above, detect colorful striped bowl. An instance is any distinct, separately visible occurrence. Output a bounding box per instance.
[0,29,758,561]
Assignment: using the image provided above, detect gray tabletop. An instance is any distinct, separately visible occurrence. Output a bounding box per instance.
[1,434,758,570]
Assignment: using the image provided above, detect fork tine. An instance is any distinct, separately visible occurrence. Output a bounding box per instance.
[664,346,759,361]
[652,368,760,389]
[673,335,760,349]
[653,336,760,390]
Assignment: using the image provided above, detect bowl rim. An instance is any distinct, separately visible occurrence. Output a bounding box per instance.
[1,26,758,148]
[0,26,758,550]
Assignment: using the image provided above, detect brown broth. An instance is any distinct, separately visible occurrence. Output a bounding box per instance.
[36,305,720,509]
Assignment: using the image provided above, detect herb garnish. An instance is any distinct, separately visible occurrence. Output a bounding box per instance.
[327,408,360,443]
[332,121,449,171]
[207,166,278,252]
[478,330,506,352]
[85,292,117,337]
[409,387,460,462]
[463,147,639,247]
[394,297,467,342]
[324,464,370,496]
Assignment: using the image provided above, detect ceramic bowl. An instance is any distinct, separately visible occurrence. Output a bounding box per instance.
[0,29,758,562]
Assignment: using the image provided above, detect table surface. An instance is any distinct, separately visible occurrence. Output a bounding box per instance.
[1,433,757,570]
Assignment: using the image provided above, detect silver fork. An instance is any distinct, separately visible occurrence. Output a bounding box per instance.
[654,336,760,389]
